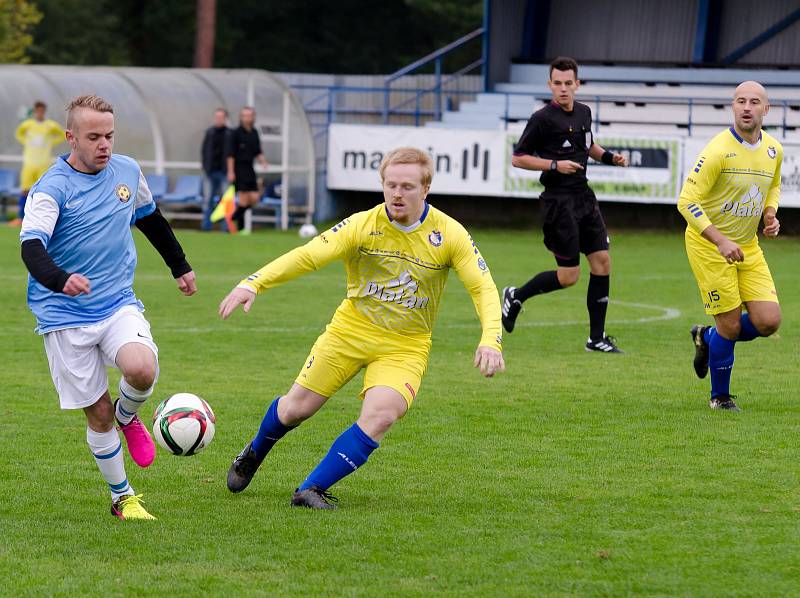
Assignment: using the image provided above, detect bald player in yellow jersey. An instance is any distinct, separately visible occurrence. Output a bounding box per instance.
[219,147,505,508]
[12,101,65,226]
[678,81,782,412]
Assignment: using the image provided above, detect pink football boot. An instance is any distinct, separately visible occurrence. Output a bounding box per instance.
[116,400,156,467]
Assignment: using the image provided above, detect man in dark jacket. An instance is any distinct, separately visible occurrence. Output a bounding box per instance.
[201,108,230,231]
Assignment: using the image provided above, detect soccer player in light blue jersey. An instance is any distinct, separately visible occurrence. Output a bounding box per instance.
[20,95,197,520]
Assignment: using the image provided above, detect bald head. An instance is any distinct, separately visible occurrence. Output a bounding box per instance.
[734,80,768,103]
[731,80,769,140]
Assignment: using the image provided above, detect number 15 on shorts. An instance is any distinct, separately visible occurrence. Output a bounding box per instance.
[704,289,721,310]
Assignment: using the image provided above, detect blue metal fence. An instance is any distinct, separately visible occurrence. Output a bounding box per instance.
[292,84,797,139]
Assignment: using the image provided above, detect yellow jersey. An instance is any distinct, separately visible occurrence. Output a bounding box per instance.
[678,127,782,245]
[15,118,65,169]
[240,203,503,351]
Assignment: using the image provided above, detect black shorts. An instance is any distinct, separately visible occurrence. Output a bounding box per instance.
[233,164,258,192]
[540,188,609,267]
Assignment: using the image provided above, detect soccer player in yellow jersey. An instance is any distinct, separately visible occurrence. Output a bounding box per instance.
[219,147,505,508]
[12,101,65,226]
[678,81,782,412]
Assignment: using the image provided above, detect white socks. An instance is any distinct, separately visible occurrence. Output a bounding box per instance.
[86,427,132,500]
[115,378,154,425]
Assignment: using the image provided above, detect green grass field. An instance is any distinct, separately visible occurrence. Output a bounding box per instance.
[1,223,799,596]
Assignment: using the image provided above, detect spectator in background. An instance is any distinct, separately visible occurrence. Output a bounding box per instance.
[11,101,65,226]
[201,107,231,231]
[227,106,268,234]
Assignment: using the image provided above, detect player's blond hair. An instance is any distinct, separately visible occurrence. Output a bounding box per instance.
[379,147,434,187]
[66,94,114,130]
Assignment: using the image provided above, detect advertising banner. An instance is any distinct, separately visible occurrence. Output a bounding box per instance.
[328,123,797,207]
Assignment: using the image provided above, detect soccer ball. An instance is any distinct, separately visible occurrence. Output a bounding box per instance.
[152,393,216,456]
[298,223,318,238]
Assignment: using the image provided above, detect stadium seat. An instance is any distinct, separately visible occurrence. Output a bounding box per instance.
[257,181,284,228]
[432,67,800,137]
[160,175,203,205]
[0,168,21,220]
[0,168,20,195]
[145,174,168,202]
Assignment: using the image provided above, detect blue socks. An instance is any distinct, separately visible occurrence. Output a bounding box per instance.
[250,400,380,493]
[702,313,763,399]
[737,312,761,342]
[251,397,296,458]
[299,423,379,491]
[706,328,735,398]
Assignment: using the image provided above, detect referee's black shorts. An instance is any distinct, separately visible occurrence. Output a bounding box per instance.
[233,163,258,192]
[539,187,609,267]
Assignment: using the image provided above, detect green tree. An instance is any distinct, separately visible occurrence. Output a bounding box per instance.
[25,0,483,73]
[0,0,42,63]
[26,0,128,65]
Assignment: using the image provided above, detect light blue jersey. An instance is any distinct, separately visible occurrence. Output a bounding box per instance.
[20,154,156,333]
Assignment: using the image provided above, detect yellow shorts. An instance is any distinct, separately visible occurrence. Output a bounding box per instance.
[295,308,431,407]
[21,163,50,190]
[685,231,778,315]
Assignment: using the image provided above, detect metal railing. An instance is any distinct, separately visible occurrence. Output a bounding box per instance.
[292,80,799,141]
[382,27,484,123]
[490,91,797,137]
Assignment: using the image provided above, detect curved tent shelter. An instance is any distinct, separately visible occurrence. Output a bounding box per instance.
[0,65,315,228]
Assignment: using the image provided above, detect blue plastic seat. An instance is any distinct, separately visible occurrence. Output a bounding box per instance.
[145,174,168,201]
[160,175,203,204]
[0,168,20,194]
[0,168,21,220]
[260,181,284,228]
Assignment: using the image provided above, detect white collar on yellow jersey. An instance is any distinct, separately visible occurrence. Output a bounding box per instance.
[385,201,430,233]
[729,126,762,150]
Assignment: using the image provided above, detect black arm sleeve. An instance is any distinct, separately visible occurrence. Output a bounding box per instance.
[135,208,192,278]
[21,239,71,293]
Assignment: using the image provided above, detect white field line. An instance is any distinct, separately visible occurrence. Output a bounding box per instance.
[163,300,681,334]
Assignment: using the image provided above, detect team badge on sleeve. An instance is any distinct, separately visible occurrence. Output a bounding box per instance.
[116,183,131,203]
[428,230,443,247]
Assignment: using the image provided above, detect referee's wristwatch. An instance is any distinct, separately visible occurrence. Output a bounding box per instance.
[550,160,558,171]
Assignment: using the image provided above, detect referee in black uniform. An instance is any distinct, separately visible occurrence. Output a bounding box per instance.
[226,106,268,233]
[502,56,628,353]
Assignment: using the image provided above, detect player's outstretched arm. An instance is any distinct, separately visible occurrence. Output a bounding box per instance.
[763,207,780,238]
[219,286,256,319]
[474,346,505,378]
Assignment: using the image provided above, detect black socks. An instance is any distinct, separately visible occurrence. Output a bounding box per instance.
[515,270,563,303]
[587,273,610,341]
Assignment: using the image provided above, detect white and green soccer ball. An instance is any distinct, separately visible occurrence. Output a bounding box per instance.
[152,393,216,456]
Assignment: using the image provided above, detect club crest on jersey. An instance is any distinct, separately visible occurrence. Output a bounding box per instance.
[767,146,777,159]
[116,183,131,203]
[477,257,487,271]
[428,230,443,247]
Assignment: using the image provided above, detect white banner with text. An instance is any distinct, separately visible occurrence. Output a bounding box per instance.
[327,123,799,207]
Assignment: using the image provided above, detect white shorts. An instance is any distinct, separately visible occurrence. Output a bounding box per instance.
[43,305,159,410]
